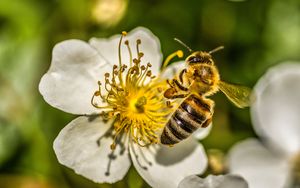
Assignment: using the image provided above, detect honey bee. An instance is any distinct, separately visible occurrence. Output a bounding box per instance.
[160,39,251,145]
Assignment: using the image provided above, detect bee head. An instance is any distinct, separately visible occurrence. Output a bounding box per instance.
[186,51,213,65]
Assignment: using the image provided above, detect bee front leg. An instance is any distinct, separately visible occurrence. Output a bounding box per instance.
[166,79,175,88]
[164,87,189,99]
[173,79,189,91]
[179,68,187,84]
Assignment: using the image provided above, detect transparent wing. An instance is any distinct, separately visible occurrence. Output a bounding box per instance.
[218,81,252,108]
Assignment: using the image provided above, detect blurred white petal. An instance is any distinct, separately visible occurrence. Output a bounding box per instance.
[251,62,300,156]
[39,40,111,115]
[178,174,248,188]
[130,138,207,188]
[193,123,213,140]
[227,138,291,188]
[53,116,131,183]
[89,27,162,76]
[160,61,186,80]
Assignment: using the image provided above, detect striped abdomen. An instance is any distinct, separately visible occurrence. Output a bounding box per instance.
[160,94,213,145]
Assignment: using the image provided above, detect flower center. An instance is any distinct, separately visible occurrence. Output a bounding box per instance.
[133,96,147,113]
[91,31,171,149]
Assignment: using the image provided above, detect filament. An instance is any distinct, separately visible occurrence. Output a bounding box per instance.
[161,50,184,70]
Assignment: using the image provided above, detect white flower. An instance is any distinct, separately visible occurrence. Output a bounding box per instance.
[178,174,248,188]
[227,62,300,188]
[39,27,209,188]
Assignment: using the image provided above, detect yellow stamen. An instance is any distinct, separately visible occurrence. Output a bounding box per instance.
[161,50,184,70]
[91,32,173,150]
[124,40,133,67]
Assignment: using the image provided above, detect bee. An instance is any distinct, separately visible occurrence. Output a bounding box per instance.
[160,39,251,145]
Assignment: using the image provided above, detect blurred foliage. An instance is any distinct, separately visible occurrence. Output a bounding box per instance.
[0,0,299,187]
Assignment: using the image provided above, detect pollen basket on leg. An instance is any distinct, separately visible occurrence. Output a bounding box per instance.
[91,32,171,149]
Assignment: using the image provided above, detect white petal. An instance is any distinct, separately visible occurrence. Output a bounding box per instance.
[159,61,186,80]
[251,62,300,156]
[193,123,213,140]
[39,40,112,115]
[227,138,291,188]
[89,27,163,76]
[178,174,248,188]
[129,138,207,188]
[53,116,131,183]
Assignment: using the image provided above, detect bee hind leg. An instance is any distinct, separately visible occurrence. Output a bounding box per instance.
[201,118,212,128]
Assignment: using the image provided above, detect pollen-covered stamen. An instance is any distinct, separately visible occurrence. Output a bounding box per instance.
[92,32,172,150]
[135,96,147,113]
[291,152,300,183]
[161,50,184,70]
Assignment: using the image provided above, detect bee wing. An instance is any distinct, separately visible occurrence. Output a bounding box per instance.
[218,81,252,108]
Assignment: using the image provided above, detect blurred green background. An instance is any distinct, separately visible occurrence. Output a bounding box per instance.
[0,0,299,187]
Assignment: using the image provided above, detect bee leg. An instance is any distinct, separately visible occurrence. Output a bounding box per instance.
[164,90,188,99]
[173,79,189,91]
[179,69,187,84]
[166,79,175,88]
[201,118,212,128]
[166,100,173,108]
[164,88,178,99]
[170,93,189,99]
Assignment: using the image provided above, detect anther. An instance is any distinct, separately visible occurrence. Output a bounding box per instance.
[136,39,141,44]
[138,52,144,58]
[133,58,139,64]
[122,31,127,36]
[105,73,110,77]
[94,91,100,96]
[113,65,118,69]
[141,65,146,70]
[147,63,152,67]
[176,50,184,58]
[120,65,127,72]
[162,50,185,70]
[110,143,116,150]
[157,87,163,92]
[97,81,102,85]
[146,70,152,77]
[130,69,135,74]
[124,40,129,45]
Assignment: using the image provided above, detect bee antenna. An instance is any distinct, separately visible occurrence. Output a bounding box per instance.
[208,46,224,54]
[174,38,193,52]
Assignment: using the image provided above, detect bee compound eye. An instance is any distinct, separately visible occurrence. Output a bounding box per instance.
[188,56,201,64]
